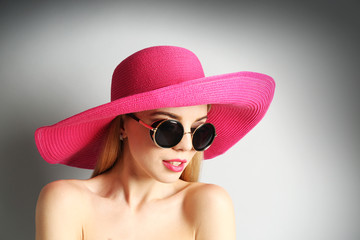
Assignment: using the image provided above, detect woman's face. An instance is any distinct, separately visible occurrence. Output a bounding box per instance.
[122,105,208,183]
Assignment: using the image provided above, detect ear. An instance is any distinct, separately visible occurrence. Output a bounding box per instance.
[119,115,128,139]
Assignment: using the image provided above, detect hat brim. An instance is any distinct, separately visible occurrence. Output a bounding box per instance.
[35,71,275,169]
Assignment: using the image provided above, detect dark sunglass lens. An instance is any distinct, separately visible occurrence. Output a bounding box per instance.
[154,120,184,148]
[150,120,163,141]
[192,123,216,151]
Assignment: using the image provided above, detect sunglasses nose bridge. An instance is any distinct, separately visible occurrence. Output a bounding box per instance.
[170,130,192,151]
[183,132,194,142]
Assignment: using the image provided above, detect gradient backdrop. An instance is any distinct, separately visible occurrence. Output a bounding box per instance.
[1,0,359,239]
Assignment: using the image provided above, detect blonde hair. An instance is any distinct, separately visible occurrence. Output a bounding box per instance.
[91,115,202,182]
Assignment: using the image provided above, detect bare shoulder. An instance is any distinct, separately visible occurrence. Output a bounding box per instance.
[37,179,87,210]
[36,179,88,240]
[183,183,236,240]
[184,182,232,204]
[39,178,85,194]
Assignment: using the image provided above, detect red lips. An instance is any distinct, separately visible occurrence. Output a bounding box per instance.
[162,159,187,172]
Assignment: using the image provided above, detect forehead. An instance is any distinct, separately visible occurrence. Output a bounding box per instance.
[140,105,208,120]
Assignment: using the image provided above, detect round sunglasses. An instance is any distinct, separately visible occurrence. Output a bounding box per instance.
[127,113,216,151]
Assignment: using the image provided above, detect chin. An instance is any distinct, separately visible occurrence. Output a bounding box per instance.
[154,173,183,184]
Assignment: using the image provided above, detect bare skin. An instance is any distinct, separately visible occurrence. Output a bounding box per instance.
[36,105,236,240]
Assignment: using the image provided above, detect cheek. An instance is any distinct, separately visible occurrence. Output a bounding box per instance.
[126,126,159,160]
[128,130,149,150]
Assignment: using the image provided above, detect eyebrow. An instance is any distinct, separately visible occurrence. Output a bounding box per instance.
[149,111,208,122]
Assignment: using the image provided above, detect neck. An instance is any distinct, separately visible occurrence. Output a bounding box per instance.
[99,154,175,210]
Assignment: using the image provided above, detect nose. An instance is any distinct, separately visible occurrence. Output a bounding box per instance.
[173,132,193,151]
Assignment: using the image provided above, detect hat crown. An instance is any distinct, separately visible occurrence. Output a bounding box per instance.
[111,46,205,101]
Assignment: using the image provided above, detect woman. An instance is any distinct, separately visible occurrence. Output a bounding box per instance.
[35,46,275,239]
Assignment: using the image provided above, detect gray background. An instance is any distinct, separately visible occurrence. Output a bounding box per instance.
[1,0,359,239]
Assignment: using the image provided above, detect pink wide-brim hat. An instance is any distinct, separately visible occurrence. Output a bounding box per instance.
[35,46,275,169]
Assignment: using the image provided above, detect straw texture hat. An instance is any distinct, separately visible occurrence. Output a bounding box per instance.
[35,46,275,169]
